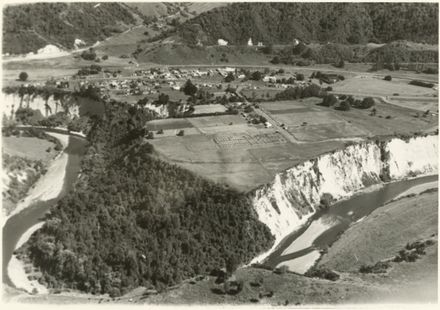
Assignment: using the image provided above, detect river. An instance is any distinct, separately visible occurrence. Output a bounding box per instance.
[2,131,87,288]
[264,174,438,272]
[2,130,437,287]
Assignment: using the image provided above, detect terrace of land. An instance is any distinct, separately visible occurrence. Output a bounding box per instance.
[146,85,437,191]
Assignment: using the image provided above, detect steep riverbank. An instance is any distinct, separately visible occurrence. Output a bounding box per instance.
[2,133,69,227]
[251,134,438,264]
[3,132,87,295]
[7,222,47,294]
[4,133,69,294]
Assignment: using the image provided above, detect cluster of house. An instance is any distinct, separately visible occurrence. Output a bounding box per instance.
[21,78,71,90]
[133,68,216,81]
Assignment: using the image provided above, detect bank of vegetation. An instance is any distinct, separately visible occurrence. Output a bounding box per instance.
[3,3,137,54]
[18,99,274,296]
[2,128,64,216]
[180,3,438,46]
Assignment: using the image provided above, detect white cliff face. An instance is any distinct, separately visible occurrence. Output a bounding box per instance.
[145,103,169,118]
[252,135,438,263]
[144,102,192,118]
[387,135,438,179]
[2,93,79,119]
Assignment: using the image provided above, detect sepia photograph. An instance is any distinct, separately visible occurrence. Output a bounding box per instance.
[1,0,439,307]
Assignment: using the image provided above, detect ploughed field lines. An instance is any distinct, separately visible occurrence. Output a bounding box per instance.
[214,132,286,149]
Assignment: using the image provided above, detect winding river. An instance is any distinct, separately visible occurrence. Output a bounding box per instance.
[2,130,87,288]
[2,128,437,290]
[264,174,438,272]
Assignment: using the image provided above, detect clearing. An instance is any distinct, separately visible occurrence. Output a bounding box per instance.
[3,136,57,162]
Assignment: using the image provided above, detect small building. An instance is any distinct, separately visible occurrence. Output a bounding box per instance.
[320,74,339,84]
[218,39,228,46]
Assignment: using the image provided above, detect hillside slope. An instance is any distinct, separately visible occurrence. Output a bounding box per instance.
[2,2,229,55]
[179,2,438,45]
[2,2,138,54]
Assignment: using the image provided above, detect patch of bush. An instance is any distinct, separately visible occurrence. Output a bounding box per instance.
[409,80,435,88]
[81,48,97,61]
[384,75,392,81]
[273,265,289,275]
[321,94,338,107]
[351,97,375,109]
[422,67,438,74]
[274,83,324,101]
[305,267,340,281]
[359,261,391,274]
[336,101,351,111]
[19,71,28,81]
[393,240,435,263]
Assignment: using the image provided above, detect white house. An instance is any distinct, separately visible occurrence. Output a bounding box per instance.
[247,38,253,46]
[263,76,277,83]
[218,39,228,46]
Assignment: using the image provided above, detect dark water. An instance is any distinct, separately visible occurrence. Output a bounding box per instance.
[265,174,438,268]
[2,133,87,287]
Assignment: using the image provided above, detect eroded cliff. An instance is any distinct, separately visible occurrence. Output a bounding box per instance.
[251,135,438,263]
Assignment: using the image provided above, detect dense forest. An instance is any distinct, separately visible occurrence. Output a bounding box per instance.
[20,98,274,296]
[3,3,137,54]
[180,2,438,46]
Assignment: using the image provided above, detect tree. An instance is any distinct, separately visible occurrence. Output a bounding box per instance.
[182,79,198,96]
[360,97,375,109]
[296,73,305,81]
[250,71,263,81]
[335,58,345,68]
[157,93,169,105]
[261,44,273,54]
[225,255,239,276]
[224,72,235,83]
[384,75,392,81]
[81,48,97,61]
[19,72,28,81]
[338,101,350,111]
[270,56,280,64]
[137,97,149,108]
[321,94,338,107]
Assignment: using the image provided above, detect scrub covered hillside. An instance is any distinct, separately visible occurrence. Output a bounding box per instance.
[19,97,274,296]
[2,2,137,54]
[180,2,438,45]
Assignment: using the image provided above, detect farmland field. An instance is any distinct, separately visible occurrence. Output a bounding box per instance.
[193,104,227,114]
[332,76,436,97]
[260,99,369,142]
[147,113,348,191]
[146,118,194,130]
[146,79,437,191]
[3,137,57,162]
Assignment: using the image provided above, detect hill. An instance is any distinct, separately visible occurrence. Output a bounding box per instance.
[2,2,229,55]
[364,41,439,64]
[135,44,269,65]
[2,2,140,55]
[179,2,438,46]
